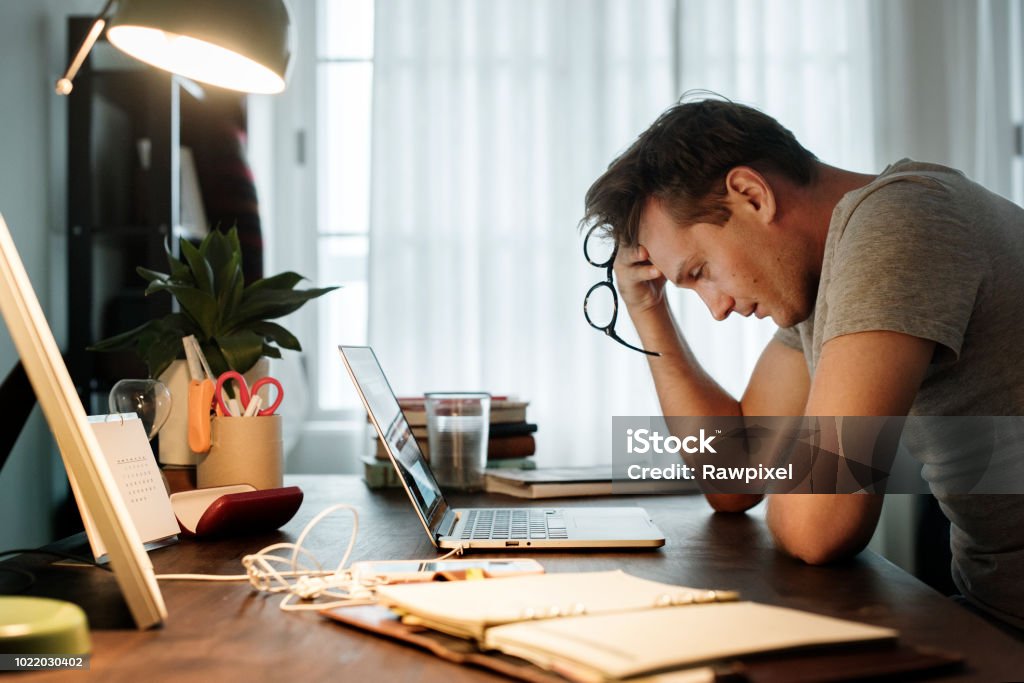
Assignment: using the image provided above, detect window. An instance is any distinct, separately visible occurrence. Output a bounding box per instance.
[315,0,374,413]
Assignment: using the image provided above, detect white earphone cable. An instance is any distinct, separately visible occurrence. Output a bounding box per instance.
[155,503,466,613]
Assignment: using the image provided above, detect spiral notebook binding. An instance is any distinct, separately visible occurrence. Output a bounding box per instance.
[514,589,739,620]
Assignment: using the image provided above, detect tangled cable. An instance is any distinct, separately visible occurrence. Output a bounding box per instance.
[155,503,465,612]
[241,503,369,611]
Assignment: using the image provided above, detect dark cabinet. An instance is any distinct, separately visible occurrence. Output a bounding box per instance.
[65,16,186,410]
[65,16,259,411]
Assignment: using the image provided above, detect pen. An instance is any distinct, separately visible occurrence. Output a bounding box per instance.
[243,394,263,418]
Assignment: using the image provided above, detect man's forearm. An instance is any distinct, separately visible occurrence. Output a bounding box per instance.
[631,305,742,417]
[631,305,766,513]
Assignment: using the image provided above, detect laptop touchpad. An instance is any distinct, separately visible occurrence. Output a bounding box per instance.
[569,508,650,533]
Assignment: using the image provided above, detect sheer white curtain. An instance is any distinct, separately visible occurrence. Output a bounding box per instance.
[367,0,875,465]
[869,0,1022,199]
[368,0,676,465]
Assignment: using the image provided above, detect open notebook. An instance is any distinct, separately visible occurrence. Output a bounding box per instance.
[373,570,896,681]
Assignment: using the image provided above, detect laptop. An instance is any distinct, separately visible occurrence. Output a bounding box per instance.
[338,345,665,550]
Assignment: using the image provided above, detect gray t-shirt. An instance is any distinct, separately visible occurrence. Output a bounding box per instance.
[774,159,1024,627]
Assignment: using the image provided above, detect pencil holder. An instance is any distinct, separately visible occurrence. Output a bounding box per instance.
[159,357,270,467]
[198,414,283,490]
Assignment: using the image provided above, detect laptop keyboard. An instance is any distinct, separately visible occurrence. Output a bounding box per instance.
[460,509,568,541]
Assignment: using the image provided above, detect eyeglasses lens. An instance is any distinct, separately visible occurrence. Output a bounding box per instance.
[584,229,616,267]
[584,283,616,329]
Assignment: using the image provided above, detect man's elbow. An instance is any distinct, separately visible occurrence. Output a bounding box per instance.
[778,536,864,565]
[770,521,871,565]
[766,494,882,565]
[705,493,764,513]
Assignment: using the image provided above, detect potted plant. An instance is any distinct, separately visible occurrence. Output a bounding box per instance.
[90,226,337,379]
[91,227,336,467]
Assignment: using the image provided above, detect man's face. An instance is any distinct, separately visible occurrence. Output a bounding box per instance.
[637,197,817,328]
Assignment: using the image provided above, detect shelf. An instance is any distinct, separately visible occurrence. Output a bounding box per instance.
[85,225,171,238]
[66,16,178,402]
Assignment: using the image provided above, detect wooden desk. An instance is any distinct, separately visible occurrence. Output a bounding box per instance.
[2,475,1022,681]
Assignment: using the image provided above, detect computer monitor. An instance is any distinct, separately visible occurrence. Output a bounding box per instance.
[0,213,166,629]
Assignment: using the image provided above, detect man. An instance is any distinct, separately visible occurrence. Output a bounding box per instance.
[582,98,1024,630]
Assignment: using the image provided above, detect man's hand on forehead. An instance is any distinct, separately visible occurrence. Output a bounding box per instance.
[628,243,654,265]
[614,243,667,313]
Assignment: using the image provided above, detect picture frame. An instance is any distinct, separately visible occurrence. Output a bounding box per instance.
[0,213,165,629]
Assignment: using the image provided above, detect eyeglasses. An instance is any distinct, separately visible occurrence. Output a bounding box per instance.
[583,225,661,356]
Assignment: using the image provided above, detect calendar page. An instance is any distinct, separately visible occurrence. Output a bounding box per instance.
[68,414,180,560]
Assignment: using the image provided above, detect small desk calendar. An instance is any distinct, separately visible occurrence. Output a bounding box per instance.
[68,414,180,561]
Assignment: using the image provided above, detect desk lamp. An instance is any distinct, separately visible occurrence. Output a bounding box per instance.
[55,0,291,95]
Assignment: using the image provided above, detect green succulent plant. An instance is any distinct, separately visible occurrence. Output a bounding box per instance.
[90,227,337,379]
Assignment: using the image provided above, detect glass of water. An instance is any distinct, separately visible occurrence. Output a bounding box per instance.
[425,392,491,491]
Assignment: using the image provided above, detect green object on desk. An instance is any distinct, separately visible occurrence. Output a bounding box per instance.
[0,597,91,655]
[484,457,537,470]
[362,455,407,489]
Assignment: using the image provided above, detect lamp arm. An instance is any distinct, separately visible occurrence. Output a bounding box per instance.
[55,0,119,96]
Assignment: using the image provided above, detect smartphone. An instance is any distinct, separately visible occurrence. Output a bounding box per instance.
[350,558,544,583]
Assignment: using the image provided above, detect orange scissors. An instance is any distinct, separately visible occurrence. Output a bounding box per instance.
[214,371,284,417]
[188,377,216,452]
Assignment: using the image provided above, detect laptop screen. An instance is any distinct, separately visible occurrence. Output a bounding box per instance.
[338,346,445,527]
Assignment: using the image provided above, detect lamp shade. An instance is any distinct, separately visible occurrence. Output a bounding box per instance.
[106,0,291,94]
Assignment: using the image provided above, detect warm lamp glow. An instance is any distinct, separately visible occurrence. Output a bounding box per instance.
[107,26,285,94]
[55,0,291,96]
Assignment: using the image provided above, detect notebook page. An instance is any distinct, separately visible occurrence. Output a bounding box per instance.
[375,570,737,640]
[484,601,897,681]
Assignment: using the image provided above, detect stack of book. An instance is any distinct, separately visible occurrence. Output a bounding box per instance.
[363,395,537,489]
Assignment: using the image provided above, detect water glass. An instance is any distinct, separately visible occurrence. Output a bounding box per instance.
[425,392,490,491]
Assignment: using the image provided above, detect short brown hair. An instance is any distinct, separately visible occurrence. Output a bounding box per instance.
[582,96,818,246]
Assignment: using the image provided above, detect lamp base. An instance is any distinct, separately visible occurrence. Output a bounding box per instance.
[0,597,91,655]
